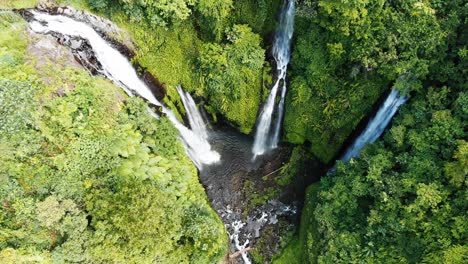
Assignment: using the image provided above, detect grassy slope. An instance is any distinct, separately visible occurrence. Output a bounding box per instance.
[0,0,38,9]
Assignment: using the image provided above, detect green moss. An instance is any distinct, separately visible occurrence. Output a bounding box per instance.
[108,11,203,98]
[243,179,279,214]
[275,147,307,186]
[57,0,92,10]
[251,220,295,264]
[300,183,321,263]
[271,236,301,264]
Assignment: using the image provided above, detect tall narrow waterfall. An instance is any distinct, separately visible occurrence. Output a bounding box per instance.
[252,0,294,157]
[340,89,407,162]
[176,85,208,140]
[29,11,220,169]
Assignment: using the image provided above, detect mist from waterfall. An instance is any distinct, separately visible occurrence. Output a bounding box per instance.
[340,89,407,162]
[29,11,220,169]
[252,0,294,158]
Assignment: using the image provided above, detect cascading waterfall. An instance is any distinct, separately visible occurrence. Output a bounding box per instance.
[28,11,220,169]
[340,89,407,162]
[252,0,294,157]
[176,85,208,140]
[271,81,287,149]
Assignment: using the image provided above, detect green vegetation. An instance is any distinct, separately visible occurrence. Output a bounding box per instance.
[274,147,310,186]
[88,0,232,31]
[198,24,266,133]
[307,85,467,263]
[231,0,282,38]
[251,220,295,264]
[0,14,227,263]
[1,0,466,263]
[284,0,449,163]
[0,0,38,9]
[278,0,467,263]
[272,183,320,264]
[86,0,280,133]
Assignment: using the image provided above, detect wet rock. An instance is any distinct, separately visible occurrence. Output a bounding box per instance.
[35,37,56,50]
[55,6,135,51]
[34,1,135,51]
[200,131,298,263]
[70,39,82,49]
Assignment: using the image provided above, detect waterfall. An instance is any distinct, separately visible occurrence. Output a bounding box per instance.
[271,81,287,148]
[28,11,220,169]
[340,89,407,162]
[176,85,208,140]
[252,0,294,157]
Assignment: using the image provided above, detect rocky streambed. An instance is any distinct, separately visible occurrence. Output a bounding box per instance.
[202,128,305,263]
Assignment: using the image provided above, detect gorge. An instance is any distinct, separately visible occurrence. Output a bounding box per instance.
[340,89,407,162]
[1,1,466,263]
[27,6,409,263]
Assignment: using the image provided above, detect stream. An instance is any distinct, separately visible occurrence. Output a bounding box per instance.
[22,1,408,263]
[26,9,220,170]
[23,6,298,264]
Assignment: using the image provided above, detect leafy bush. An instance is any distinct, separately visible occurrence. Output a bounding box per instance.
[89,0,196,27]
[0,80,36,134]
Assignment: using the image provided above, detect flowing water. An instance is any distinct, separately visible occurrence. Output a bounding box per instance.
[252,0,294,157]
[176,85,209,140]
[24,6,409,264]
[28,11,220,169]
[340,89,407,162]
[26,6,303,263]
[200,129,296,264]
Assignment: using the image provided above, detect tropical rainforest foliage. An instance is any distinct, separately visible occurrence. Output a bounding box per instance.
[0,0,466,263]
[278,0,467,263]
[284,0,454,163]
[0,13,226,263]
[307,87,467,263]
[85,0,280,133]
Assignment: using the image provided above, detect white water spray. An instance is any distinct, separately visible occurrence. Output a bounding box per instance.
[252,0,294,157]
[176,85,209,140]
[29,11,220,169]
[340,89,407,162]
